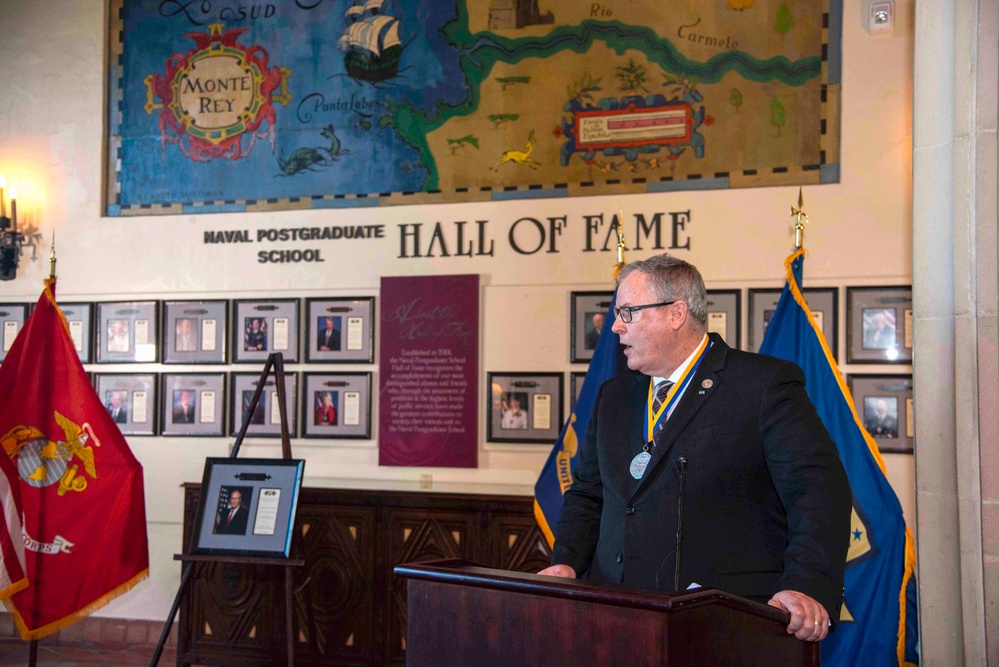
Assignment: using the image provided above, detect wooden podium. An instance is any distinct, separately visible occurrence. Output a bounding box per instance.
[395,559,820,667]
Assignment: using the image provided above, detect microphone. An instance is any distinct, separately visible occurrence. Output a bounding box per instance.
[673,456,688,590]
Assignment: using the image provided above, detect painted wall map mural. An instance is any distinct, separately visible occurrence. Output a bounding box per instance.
[106,0,842,216]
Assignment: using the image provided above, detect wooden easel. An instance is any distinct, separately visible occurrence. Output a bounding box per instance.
[149,352,313,666]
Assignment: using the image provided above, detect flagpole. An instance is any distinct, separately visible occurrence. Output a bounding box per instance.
[791,187,808,250]
[613,209,627,279]
[27,237,56,667]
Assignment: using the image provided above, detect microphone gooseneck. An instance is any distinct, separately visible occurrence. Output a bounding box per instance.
[673,456,688,591]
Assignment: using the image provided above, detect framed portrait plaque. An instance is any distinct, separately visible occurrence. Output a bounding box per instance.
[232,299,300,364]
[705,289,741,350]
[160,372,226,437]
[94,372,158,436]
[0,303,29,364]
[487,372,564,444]
[55,302,94,364]
[846,286,913,364]
[162,300,228,364]
[229,372,298,438]
[748,287,838,359]
[570,291,614,363]
[301,372,372,439]
[305,297,375,363]
[96,301,159,363]
[191,457,305,558]
[848,374,913,454]
[570,371,586,410]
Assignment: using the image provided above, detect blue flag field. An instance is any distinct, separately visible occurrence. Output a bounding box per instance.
[759,248,918,666]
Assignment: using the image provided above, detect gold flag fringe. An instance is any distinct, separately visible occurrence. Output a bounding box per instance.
[3,568,149,641]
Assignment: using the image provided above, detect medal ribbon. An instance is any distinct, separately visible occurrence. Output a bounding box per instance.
[644,336,712,443]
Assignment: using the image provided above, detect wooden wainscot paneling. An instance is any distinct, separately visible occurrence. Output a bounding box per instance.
[178,485,552,667]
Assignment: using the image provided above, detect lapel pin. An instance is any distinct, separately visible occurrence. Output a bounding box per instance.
[701,379,713,389]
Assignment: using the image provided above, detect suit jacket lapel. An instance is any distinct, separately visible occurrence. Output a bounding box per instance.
[631,334,730,497]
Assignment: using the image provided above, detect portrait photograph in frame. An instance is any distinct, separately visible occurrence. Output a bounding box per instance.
[705,289,742,350]
[848,374,913,454]
[570,371,586,410]
[846,286,913,364]
[0,303,29,364]
[232,299,300,364]
[487,372,564,444]
[748,287,838,359]
[191,457,305,558]
[58,302,95,364]
[570,291,614,363]
[301,372,372,439]
[162,300,228,364]
[94,372,158,436]
[160,372,226,437]
[96,301,159,363]
[305,297,375,363]
[229,372,298,438]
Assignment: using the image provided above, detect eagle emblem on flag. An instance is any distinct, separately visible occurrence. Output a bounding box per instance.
[1,412,100,496]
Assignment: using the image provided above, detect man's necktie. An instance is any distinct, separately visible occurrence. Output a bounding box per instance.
[653,380,674,438]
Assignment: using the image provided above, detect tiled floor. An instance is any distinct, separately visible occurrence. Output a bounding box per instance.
[0,638,176,666]
[0,615,178,667]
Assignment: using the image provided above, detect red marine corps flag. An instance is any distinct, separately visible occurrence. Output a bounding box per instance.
[0,279,149,639]
[0,447,27,601]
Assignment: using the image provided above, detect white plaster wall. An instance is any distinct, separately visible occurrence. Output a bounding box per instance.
[0,1,915,621]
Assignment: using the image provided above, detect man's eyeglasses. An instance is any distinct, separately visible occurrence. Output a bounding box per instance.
[613,301,677,323]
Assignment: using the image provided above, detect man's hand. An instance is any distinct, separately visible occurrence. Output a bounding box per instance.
[768,590,830,642]
[537,564,576,578]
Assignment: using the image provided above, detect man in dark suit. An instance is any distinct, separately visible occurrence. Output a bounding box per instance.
[107,391,128,424]
[173,390,196,424]
[214,489,249,535]
[864,397,898,438]
[317,316,341,351]
[245,318,267,351]
[584,312,604,350]
[539,254,851,642]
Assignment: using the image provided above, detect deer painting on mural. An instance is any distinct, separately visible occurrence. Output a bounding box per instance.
[492,130,540,171]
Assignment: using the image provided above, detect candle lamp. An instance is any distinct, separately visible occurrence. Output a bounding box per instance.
[0,177,31,280]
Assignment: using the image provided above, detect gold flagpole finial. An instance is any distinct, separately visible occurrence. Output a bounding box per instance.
[790,187,808,250]
[49,232,56,280]
[614,209,627,276]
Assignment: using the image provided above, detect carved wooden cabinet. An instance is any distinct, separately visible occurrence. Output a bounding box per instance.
[178,484,552,666]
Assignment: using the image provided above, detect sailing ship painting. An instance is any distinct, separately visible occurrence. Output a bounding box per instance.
[337,0,403,83]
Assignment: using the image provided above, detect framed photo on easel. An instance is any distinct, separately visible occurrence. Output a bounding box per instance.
[191,457,305,558]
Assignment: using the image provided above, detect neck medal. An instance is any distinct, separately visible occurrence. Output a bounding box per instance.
[630,445,651,479]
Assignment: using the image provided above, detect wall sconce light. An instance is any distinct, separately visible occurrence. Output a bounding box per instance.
[0,175,38,281]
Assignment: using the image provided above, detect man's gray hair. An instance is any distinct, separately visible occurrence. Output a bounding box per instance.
[617,254,708,325]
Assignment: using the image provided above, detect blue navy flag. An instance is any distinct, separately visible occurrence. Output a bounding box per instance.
[759,249,917,666]
[534,294,620,546]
